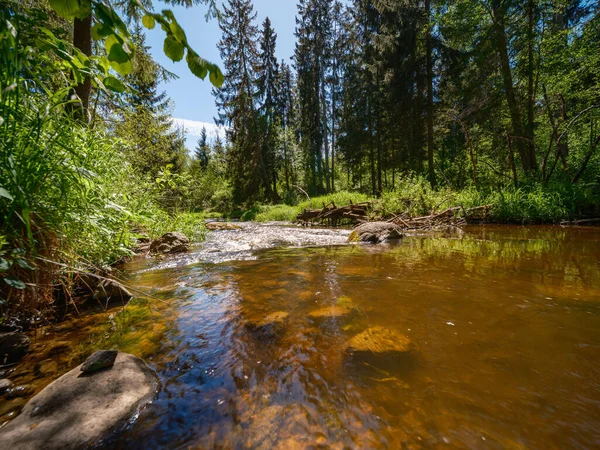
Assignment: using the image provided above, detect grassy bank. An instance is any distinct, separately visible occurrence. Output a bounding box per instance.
[231,176,599,224]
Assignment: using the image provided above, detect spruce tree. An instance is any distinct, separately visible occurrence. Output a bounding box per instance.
[194,127,210,169]
[214,0,271,203]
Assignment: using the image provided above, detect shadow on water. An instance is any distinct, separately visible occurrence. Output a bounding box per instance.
[3,224,600,448]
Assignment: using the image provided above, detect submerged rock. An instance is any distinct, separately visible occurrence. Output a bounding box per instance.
[308,305,352,322]
[0,332,30,364]
[205,222,241,231]
[347,222,403,243]
[150,232,190,254]
[81,350,118,374]
[0,353,158,450]
[345,326,413,357]
[245,311,289,338]
[93,279,133,304]
[0,378,14,394]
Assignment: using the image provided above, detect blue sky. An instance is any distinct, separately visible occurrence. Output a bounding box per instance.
[145,1,299,146]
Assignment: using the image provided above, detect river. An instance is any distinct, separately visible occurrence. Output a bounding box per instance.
[2,224,600,448]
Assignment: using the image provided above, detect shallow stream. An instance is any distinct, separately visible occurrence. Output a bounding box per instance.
[2,223,600,448]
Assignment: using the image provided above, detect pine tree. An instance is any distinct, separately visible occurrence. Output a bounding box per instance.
[194,127,210,169]
[116,29,187,177]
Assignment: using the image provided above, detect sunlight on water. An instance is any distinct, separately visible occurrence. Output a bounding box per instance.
[3,225,600,448]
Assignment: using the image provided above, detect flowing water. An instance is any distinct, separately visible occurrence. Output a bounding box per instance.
[2,223,600,449]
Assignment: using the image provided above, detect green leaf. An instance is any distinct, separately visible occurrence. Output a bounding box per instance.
[104,76,126,92]
[142,15,156,30]
[164,37,184,62]
[48,0,91,20]
[209,66,225,88]
[186,52,208,79]
[15,258,35,270]
[0,258,10,272]
[4,278,26,290]
[0,187,13,201]
[107,42,130,64]
[91,23,112,40]
[110,59,133,75]
[170,21,186,44]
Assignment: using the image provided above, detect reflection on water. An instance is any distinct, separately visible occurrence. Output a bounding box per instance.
[3,225,600,448]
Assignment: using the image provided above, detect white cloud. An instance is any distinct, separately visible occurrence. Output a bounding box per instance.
[172,118,228,142]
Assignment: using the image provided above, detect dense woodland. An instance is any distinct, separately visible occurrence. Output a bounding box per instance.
[1,0,599,312]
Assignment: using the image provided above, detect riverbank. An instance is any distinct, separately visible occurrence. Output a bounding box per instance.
[232,178,600,225]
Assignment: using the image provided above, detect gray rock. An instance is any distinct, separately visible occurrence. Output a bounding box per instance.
[0,378,14,394]
[93,279,133,304]
[348,221,403,243]
[0,353,158,450]
[0,333,30,364]
[81,350,118,374]
[149,232,190,254]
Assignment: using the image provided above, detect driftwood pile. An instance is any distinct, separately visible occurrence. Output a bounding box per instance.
[387,205,491,231]
[297,201,491,230]
[296,201,372,226]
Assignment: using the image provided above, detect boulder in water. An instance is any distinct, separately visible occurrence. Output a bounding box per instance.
[205,222,241,231]
[245,311,289,338]
[308,305,352,323]
[345,326,413,358]
[0,353,158,450]
[150,232,190,254]
[0,332,30,364]
[348,222,403,243]
[93,279,133,304]
[0,378,14,394]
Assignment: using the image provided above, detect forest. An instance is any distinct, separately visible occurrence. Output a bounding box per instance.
[1,0,599,313]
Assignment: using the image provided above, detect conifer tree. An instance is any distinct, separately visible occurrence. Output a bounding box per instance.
[214,0,271,203]
[194,127,210,169]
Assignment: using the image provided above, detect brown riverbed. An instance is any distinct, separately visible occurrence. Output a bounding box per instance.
[2,224,600,448]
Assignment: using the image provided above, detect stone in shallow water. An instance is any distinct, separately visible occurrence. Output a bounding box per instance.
[0,378,14,393]
[0,332,30,364]
[93,279,133,304]
[205,222,241,231]
[0,353,158,450]
[81,349,118,373]
[345,326,413,357]
[150,232,190,254]
[308,305,352,322]
[245,311,289,338]
[347,222,403,243]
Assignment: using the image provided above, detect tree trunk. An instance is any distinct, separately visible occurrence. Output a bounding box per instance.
[491,1,536,173]
[73,14,93,122]
[425,0,436,188]
[526,0,536,168]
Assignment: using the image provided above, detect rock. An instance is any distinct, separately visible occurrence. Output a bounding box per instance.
[0,333,30,364]
[205,222,241,231]
[0,353,158,450]
[81,350,118,374]
[149,232,190,254]
[0,378,14,394]
[345,326,414,358]
[5,384,34,399]
[93,279,133,304]
[245,311,289,338]
[308,305,352,322]
[347,222,403,243]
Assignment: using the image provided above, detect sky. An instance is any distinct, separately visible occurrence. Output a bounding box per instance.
[145,1,299,147]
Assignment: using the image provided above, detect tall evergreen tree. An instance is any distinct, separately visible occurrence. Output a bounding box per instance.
[214,0,271,203]
[258,17,281,201]
[194,127,210,169]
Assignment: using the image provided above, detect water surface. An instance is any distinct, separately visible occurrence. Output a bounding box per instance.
[3,225,600,448]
